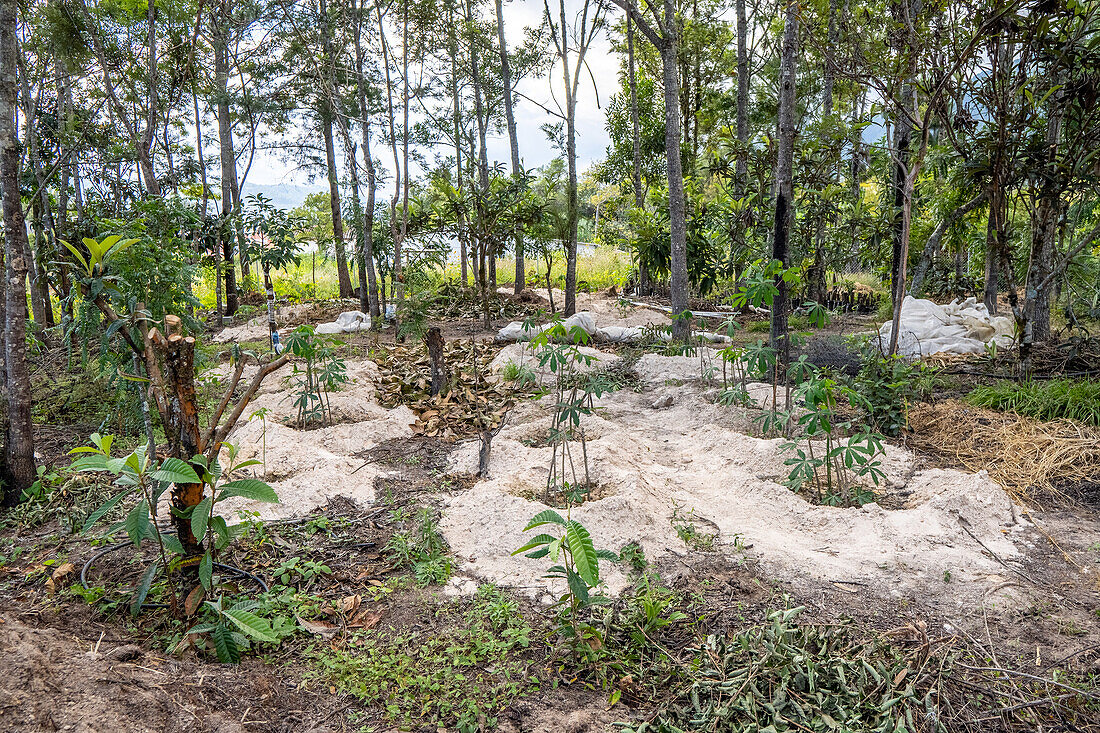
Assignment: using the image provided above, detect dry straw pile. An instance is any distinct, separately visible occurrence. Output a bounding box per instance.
[907,399,1100,508]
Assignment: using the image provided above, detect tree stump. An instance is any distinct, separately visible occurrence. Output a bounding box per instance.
[425,327,446,397]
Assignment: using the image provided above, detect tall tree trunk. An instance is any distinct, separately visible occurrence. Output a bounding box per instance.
[983,35,1011,314]
[322,116,353,297]
[214,3,238,316]
[807,0,839,304]
[1024,81,1065,345]
[627,14,650,295]
[771,0,798,366]
[399,0,409,310]
[556,0,580,317]
[449,13,468,289]
[469,0,492,325]
[354,0,380,319]
[320,0,353,299]
[377,4,401,324]
[495,0,525,294]
[0,0,36,503]
[735,0,749,193]
[660,0,690,342]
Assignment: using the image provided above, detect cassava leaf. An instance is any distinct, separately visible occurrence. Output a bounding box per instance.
[565,520,599,587]
[523,509,566,531]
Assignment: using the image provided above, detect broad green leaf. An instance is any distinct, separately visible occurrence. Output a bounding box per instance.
[70,454,111,472]
[217,479,279,503]
[223,608,278,644]
[61,240,90,274]
[130,560,160,616]
[124,501,150,547]
[212,623,240,663]
[81,492,127,534]
[511,533,557,556]
[565,567,590,603]
[523,509,566,531]
[199,551,213,591]
[191,496,213,542]
[565,520,599,587]
[151,458,200,485]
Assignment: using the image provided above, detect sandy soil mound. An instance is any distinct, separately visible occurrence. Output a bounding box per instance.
[441,381,1031,611]
[488,343,620,386]
[203,358,416,520]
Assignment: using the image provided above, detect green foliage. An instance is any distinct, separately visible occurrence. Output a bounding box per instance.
[966,378,1100,427]
[778,362,887,507]
[528,315,611,504]
[273,556,332,589]
[384,508,453,587]
[283,326,349,428]
[853,348,939,436]
[69,435,279,616]
[181,595,295,664]
[622,606,943,733]
[671,507,718,551]
[501,359,538,387]
[312,586,537,732]
[513,509,617,648]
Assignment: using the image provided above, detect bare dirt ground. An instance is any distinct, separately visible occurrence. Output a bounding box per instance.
[5,291,1100,731]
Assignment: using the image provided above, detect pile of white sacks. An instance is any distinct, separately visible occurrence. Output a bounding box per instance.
[315,311,372,335]
[878,296,1014,357]
[496,311,732,345]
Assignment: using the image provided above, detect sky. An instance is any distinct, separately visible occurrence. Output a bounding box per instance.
[247,0,620,203]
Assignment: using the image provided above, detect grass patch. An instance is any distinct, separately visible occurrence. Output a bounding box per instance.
[310,586,537,731]
[966,379,1100,427]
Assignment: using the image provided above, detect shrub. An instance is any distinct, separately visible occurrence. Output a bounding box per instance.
[852,348,938,436]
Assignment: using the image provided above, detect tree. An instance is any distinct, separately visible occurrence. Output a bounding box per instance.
[495,0,526,294]
[608,0,691,341]
[543,0,606,317]
[0,0,36,504]
[770,0,798,367]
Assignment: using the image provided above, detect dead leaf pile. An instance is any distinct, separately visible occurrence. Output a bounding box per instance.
[375,340,517,439]
[431,281,540,321]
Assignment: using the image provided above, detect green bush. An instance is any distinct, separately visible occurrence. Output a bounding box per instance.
[852,348,938,436]
[966,379,1100,426]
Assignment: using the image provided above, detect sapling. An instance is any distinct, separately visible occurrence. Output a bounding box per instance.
[283,325,349,428]
[71,436,280,616]
[527,315,609,504]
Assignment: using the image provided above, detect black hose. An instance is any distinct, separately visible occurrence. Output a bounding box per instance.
[80,539,268,610]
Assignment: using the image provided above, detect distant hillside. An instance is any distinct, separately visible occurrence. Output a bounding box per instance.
[240,181,323,211]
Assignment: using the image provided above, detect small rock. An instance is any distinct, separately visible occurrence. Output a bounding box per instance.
[106,644,144,661]
[651,394,674,409]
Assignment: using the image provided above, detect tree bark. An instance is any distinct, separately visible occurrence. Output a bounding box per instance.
[425,327,446,396]
[495,0,525,295]
[627,14,650,295]
[558,0,580,317]
[771,0,798,367]
[214,2,238,316]
[1024,79,1065,345]
[660,0,690,342]
[735,0,749,193]
[0,0,36,503]
[353,0,380,319]
[320,0,353,299]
